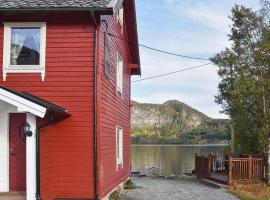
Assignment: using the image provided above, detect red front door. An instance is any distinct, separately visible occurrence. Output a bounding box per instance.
[9,113,26,192]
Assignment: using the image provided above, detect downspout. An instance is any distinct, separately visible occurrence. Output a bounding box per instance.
[36,113,54,200]
[90,11,99,200]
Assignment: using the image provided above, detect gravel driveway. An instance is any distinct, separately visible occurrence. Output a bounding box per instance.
[121,177,239,200]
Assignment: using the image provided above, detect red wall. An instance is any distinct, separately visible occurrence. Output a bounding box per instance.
[96,12,132,197]
[0,13,96,200]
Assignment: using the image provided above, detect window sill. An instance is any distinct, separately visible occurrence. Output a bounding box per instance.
[3,67,45,81]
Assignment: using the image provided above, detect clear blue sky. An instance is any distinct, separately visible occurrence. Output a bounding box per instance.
[132,0,260,119]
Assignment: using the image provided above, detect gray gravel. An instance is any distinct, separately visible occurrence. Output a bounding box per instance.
[121,177,239,200]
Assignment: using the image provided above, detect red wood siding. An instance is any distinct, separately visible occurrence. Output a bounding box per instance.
[0,13,96,200]
[97,11,132,197]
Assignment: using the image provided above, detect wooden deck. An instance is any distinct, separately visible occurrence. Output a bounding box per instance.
[209,172,228,184]
[195,153,266,185]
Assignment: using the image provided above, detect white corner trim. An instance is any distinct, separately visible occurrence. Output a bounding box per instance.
[2,22,47,81]
[26,113,37,200]
[0,88,47,118]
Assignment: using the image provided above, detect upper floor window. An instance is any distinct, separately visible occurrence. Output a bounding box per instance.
[104,32,111,78]
[3,22,47,81]
[116,52,123,93]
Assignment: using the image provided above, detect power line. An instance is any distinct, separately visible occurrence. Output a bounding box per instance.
[107,33,210,61]
[132,63,212,83]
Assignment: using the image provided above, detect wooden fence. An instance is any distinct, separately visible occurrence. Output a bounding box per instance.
[195,153,266,184]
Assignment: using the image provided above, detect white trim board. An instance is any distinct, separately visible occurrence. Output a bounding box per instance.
[108,0,124,12]
[0,88,47,118]
[0,101,16,192]
[26,113,37,200]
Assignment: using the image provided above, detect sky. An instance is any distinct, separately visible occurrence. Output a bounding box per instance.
[131,0,261,119]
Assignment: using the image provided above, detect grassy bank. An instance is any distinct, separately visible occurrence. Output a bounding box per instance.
[228,184,270,200]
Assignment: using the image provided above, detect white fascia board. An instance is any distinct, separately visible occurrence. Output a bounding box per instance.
[0,88,46,118]
[108,0,124,12]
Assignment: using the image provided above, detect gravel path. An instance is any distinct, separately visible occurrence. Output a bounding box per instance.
[121,177,239,200]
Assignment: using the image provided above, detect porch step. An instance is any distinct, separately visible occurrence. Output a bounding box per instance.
[0,192,26,200]
[199,178,228,189]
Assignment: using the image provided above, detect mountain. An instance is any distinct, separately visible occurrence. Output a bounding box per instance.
[131,100,230,144]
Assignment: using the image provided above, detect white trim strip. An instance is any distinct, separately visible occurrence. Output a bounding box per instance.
[26,113,36,200]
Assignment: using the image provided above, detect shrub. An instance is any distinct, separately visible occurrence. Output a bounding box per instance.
[124,179,138,190]
[109,190,121,200]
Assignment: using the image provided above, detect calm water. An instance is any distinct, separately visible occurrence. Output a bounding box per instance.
[132,144,228,175]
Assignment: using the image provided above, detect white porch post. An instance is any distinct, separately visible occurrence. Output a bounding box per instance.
[26,113,36,200]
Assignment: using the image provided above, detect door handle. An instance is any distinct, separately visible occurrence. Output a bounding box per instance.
[10,148,16,155]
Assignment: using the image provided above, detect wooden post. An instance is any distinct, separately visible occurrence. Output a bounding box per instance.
[228,155,232,184]
[195,153,198,175]
[248,155,252,181]
[208,154,212,177]
[230,124,235,153]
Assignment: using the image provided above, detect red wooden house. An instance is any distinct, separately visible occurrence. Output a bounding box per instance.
[0,0,140,199]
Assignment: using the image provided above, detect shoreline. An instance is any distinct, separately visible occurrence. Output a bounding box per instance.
[132,143,228,147]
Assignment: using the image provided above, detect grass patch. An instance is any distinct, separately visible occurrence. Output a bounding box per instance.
[228,183,270,200]
[124,179,140,190]
[109,190,121,200]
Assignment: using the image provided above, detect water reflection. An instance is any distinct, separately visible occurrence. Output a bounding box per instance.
[132,145,228,175]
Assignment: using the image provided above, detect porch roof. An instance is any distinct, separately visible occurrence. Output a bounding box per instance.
[0,86,69,119]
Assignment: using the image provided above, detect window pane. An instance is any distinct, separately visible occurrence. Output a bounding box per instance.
[10,28,40,65]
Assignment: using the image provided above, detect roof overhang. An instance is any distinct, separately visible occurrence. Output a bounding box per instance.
[0,87,69,119]
[124,0,141,75]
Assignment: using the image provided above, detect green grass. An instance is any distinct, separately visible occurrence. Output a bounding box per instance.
[228,184,270,200]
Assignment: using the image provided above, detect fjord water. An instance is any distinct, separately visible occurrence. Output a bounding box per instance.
[132,144,228,176]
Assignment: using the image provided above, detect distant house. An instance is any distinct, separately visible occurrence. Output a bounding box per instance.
[0,0,140,199]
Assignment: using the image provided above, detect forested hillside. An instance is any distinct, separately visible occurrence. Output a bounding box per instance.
[131,100,230,144]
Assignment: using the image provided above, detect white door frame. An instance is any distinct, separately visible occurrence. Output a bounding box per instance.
[0,101,16,192]
[0,106,37,200]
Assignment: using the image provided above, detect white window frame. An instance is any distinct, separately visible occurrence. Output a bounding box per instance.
[2,22,47,81]
[116,52,123,93]
[116,126,123,169]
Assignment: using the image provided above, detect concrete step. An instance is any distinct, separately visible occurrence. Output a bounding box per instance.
[199,178,228,189]
[0,192,26,200]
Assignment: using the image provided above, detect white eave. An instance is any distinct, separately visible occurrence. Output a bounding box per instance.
[107,0,123,12]
[0,88,47,118]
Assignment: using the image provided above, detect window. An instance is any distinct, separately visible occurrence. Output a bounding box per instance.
[116,127,123,167]
[116,52,123,93]
[3,22,47,81]
[104,32,111,78]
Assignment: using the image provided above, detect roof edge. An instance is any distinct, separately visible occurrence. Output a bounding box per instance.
[0,7,113,14]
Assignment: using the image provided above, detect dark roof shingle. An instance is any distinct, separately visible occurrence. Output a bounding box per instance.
[0,0,112,10]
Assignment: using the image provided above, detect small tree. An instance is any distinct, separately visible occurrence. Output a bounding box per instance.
[211,5,270,184]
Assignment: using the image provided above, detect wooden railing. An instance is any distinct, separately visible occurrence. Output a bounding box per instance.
[228,155,265,184]
[195,153,266,184]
